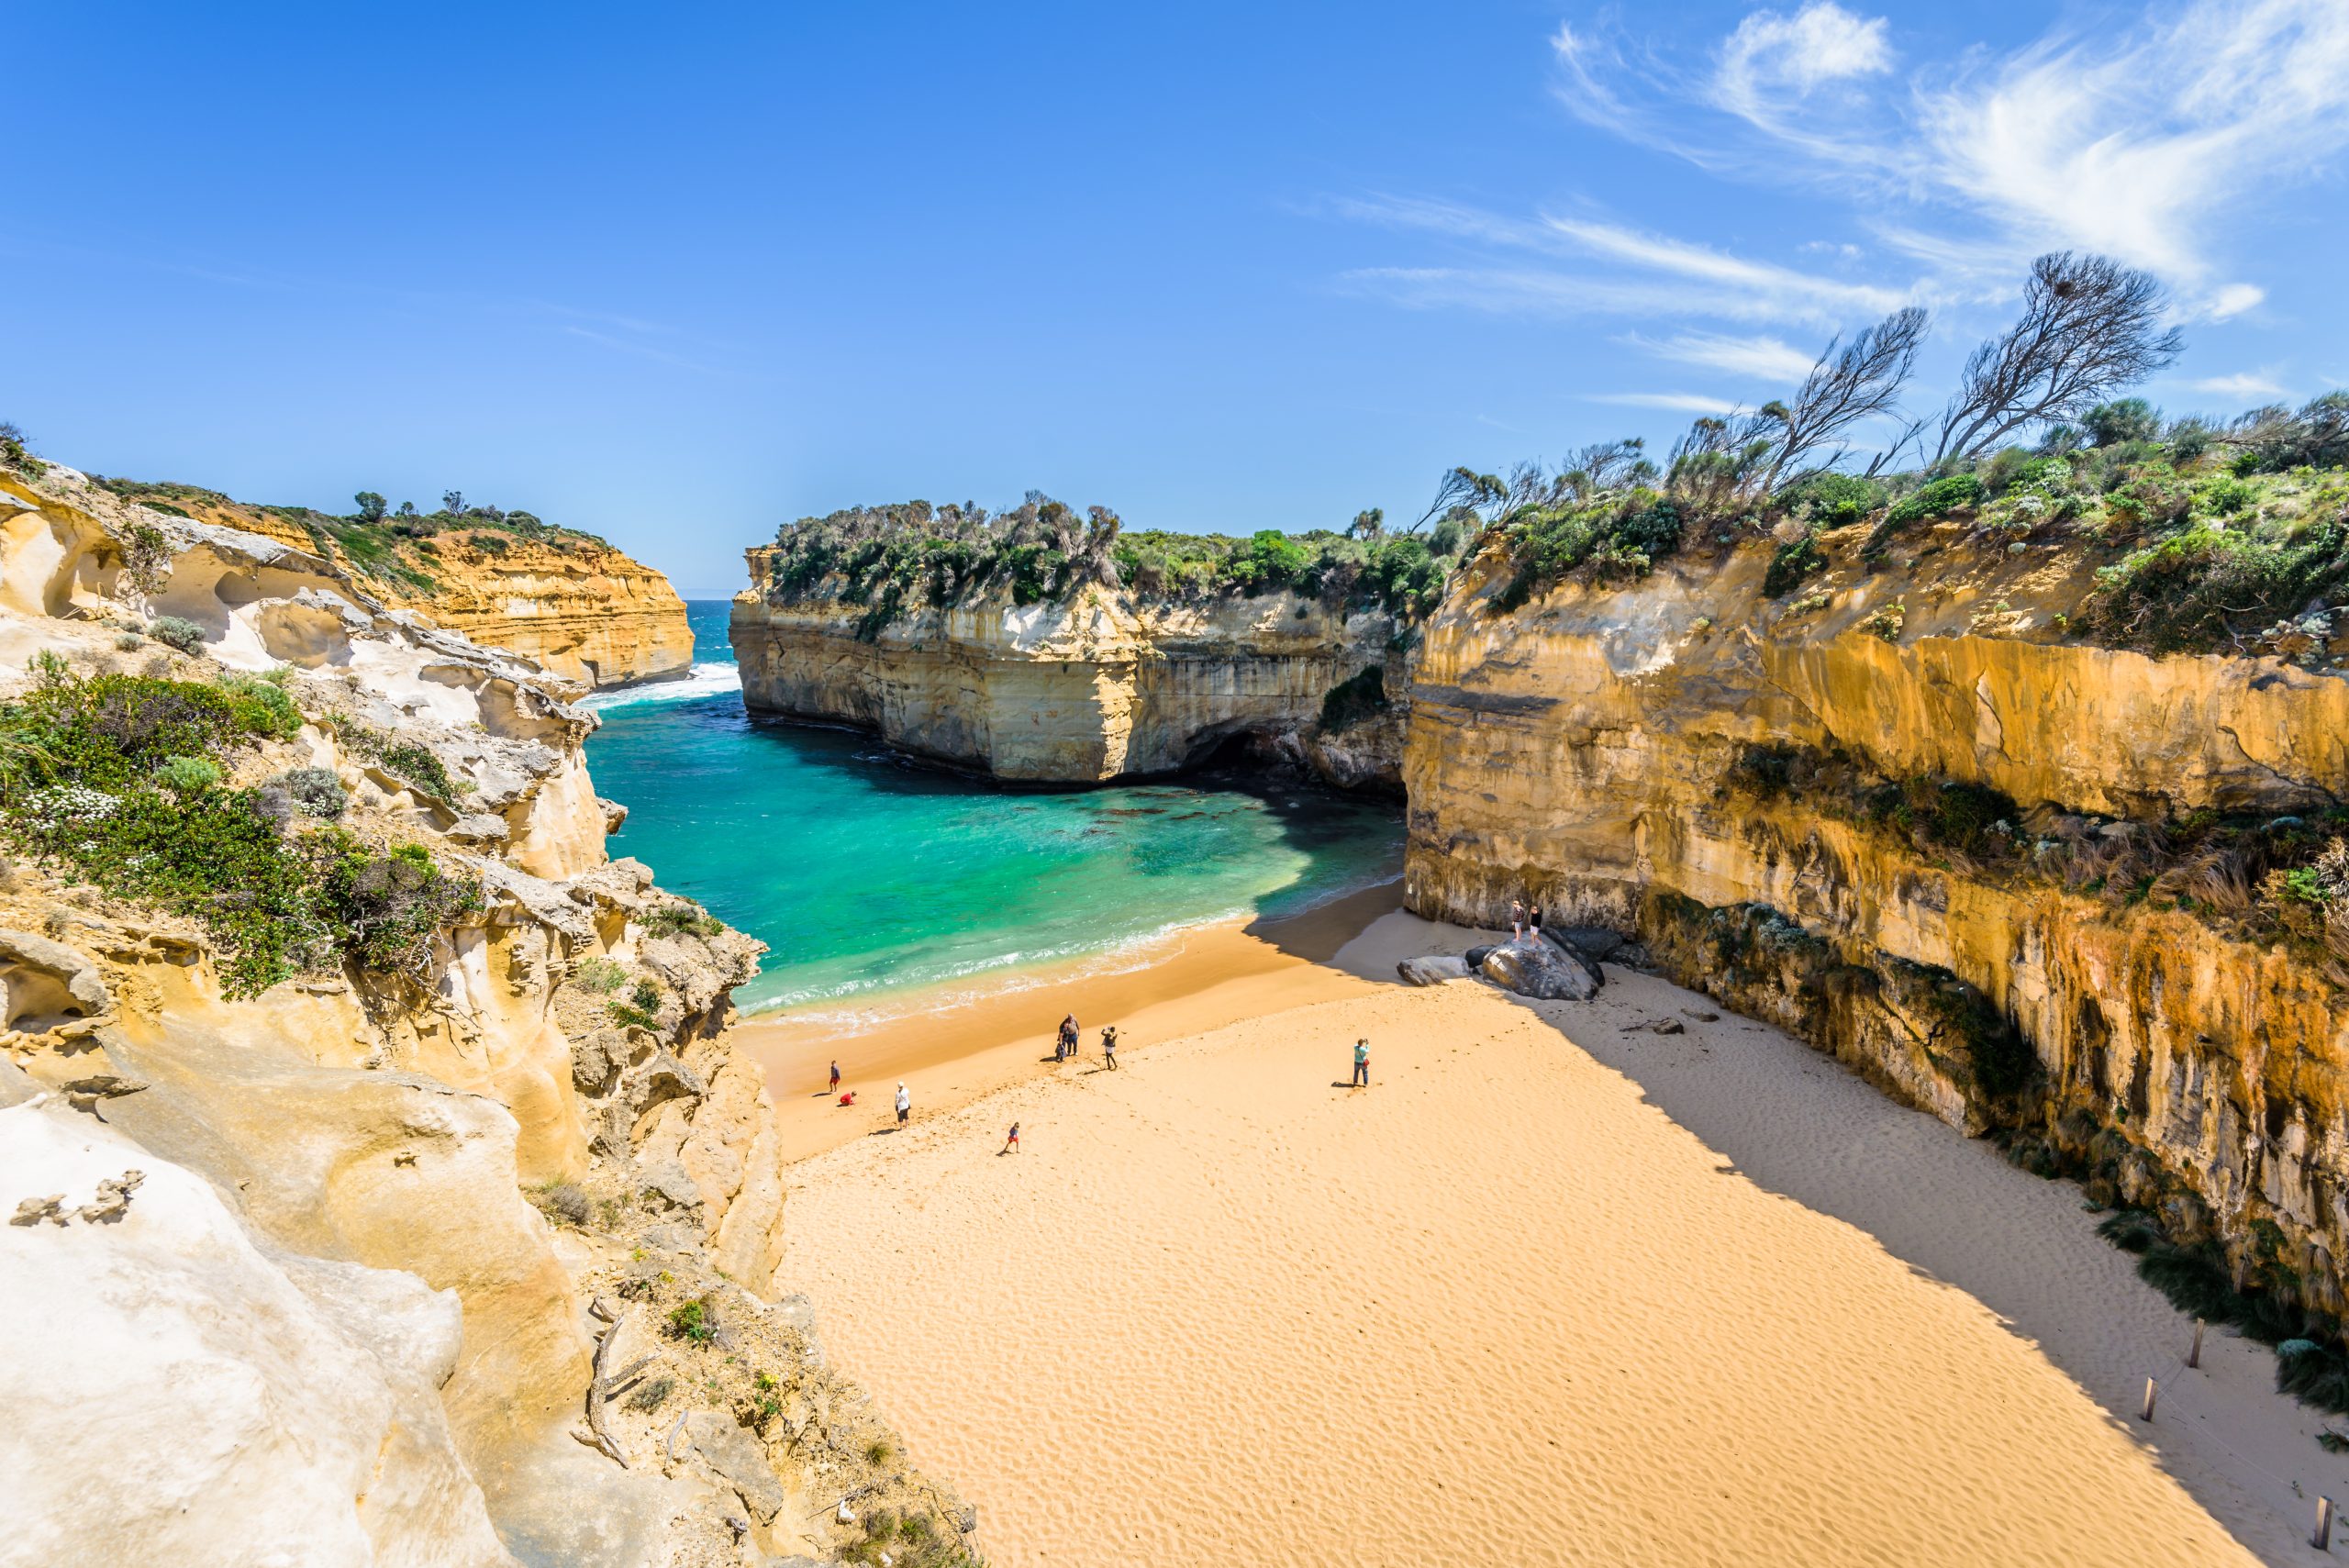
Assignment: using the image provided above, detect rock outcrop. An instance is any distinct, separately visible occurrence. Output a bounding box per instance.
[95,477,694,688]
[0,460,968,1567]
[731,571,1402,786]
[1403,520,2349,1308]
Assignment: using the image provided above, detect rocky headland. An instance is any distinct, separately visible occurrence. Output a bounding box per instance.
[98,476,696,688]
[0,458,971,1567]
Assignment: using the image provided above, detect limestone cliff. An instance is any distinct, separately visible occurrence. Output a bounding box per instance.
[1403,514,2349,1312]
[0,462,970,1567]
[97,477,694,688]
[732,568,1403,787]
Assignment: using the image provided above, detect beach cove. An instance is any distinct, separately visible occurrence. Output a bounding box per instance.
[772,898,2343,1567]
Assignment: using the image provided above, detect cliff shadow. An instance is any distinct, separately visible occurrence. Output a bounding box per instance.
[1500,966,2332,1563]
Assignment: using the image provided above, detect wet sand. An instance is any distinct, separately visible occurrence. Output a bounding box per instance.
[773,908,2339,1566]
[738,881,1402,1165]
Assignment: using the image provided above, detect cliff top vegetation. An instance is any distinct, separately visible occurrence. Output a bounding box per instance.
[755,491,1464,636]
[90,475,617,598]
[1436,250,2349,660]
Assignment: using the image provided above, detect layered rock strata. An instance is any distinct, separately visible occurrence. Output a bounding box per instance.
[1403,521,2349,1308]
[730,572,1401,786]
[104,481,694,687]
[0,463,965,1567]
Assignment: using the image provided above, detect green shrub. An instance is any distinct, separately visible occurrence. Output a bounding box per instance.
[643,902,724,939]
[1886,473,1984,528]
[215,673,301,740]
[1776,471,1883,528]
[666,1298,716,1343]
[270,765,347,819]
[1761,532,1826,598]
[608,978,662,1030]
[310,837,482,979]
[573,955,628,993]
[148,616,206,654]
[2083,518,2349,654]
[114,632,144,652]
[153,754,222,794]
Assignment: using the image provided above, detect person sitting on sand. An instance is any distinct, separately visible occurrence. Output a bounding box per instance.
[1352,1038,1370,1088]
[1100,1025,1119,1069]
[1003,1121,1020,1153]
[829,1060,841,1094]
[1510,898,1525,940]
[895,1081,911,1127]
[839,1090,856,1107]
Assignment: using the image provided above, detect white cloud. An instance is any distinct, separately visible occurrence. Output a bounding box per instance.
[1719,4,1890,97]
[1629,330,1819,380]
[1331,197,1913,328]
[2190,372,2288,401]
[1587,392,1747,414]
[2201,284,2266,322]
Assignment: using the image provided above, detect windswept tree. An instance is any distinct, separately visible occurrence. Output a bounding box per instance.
[1764,305,1929,489]
[1348,507,1386,540]
[440,489,466,516]
[1559,439,1654,499]
[1923,251,2184,468]
[353,491,388,523]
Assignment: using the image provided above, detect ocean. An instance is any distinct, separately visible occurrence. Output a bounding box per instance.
[581,601,1403,1018]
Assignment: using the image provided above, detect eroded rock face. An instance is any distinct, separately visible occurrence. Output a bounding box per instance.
[101,480,695,689]
[0,1101,515,1568]
[0,459,968,1567]
[730,574,1401,785]
[1403,542,2349,1307]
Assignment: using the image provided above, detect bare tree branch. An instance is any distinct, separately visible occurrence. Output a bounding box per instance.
[1765,306,1929,490]
[1927,251,2184,468]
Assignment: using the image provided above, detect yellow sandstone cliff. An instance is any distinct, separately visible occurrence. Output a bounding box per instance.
[1404,517,2349,1310]
[98,479,694,688]
[0,463,966,1567]
[731,560,1402,787]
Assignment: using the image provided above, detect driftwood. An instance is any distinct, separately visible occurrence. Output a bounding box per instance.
[579,1309,636,1468]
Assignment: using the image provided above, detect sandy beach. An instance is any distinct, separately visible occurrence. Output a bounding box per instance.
[738,882,1399,1165]
[772,903,2347,1566]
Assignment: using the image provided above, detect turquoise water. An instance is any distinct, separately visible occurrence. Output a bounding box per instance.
[581,602,1403,1018]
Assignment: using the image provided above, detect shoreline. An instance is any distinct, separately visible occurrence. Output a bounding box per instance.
[773,908,2334,1566]
[736,878,1406,1166]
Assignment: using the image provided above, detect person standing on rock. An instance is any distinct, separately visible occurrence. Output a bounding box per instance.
[895,1081,911,1128]
[1529,902,1544,942]
[1351,1038,1370,1088]
[1100,1026,1119,1070]
[1510,899,1526,941]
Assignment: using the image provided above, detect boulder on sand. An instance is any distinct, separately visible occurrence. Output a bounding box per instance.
[1396,956,1472,986]
[1479,939,1603,1001]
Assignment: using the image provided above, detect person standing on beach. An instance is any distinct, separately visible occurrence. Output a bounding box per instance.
[1100,1025,1119,1070]
[895,1081,911,1127]
[1510,899,1525,941]
[1058,1013,1078,1062]
[829,1061,841,1095]
[1003,1121,1020,1153]
[1351,1038,1370,1088]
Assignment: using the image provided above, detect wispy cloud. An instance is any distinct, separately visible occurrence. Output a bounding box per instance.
[1628,330,1818,380]
[2189,371,2288,401]
[1586,391,1746,414]
[1334,195,1909,329]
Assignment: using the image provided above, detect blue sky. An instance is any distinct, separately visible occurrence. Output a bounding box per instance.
[11,1,2349,595]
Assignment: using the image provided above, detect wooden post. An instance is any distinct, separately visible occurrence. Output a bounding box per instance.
[2141,1377,2158,1421]
[2313,1495,2332,1551]
[2188,1318,2206,1369]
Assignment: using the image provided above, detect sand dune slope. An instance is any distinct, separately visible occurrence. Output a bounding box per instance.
[781,980,2268,1566]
